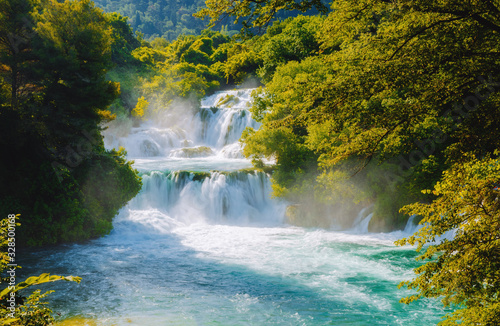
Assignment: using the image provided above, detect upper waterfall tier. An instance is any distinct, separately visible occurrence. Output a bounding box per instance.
[103,88,259,160]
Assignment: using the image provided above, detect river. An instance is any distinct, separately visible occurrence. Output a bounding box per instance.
[19,89,447,325]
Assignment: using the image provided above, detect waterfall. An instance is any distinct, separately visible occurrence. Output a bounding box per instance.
[197,89,260,152]
[128,170,285,227]
[350,206,374,233]
[104,88,258,159]
[403,214,420,234]
[104,88,284,231]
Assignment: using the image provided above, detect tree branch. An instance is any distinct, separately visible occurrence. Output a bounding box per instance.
[389,16,467,61]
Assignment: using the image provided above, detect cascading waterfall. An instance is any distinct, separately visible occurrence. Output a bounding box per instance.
[20,88,447,326]
[197,90,259,151]
[350,207,374,234]
[128,170,284,227]
[104,87,282,231]
[104,88,259,159]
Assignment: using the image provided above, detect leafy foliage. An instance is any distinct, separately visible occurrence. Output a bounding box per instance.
[396,156,500,325]
[119,31,235,111]
[256,15,325,81]
[131,96,149,119]
[195,0,328,35]
[106,12,141,65]
[92,0,227,41]
[0,0,142,246]
[0,216,81,325]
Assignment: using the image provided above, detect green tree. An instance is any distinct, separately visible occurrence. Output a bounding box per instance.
[224,42,262,83]
[258,15,324,81]
[0,0,142,246]
[106,12,141,65]
[396,156,500,325]
[0,0,38,109]
[131,95,149,118]
[134,31,235,108]
[32,0,119,151]
[92,0,211,40]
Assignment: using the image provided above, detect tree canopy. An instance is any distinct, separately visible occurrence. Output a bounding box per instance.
[396,155,500,324]
[0,0,141,246]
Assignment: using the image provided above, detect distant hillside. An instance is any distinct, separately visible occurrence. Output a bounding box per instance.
[92,0,328,40]
[92,0,237,40]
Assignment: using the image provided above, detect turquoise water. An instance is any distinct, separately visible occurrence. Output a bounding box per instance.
[20,223,445,325]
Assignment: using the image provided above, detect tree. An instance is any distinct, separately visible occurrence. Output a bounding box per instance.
[0,0,142,246]
[0,0,38,109]
[224,42,262,83]
[106,12,141,65]
[396,156,500,325]
[92,0,211,40]
[131,96,149,119]
[257,15,324,82]
[32,0,119,152]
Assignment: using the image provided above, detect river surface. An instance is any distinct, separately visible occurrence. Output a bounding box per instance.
[20,89,447,325]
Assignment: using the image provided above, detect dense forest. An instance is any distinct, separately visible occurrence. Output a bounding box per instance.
[92,0,211,40]
[1,0,500,324]
[91,0,326,40]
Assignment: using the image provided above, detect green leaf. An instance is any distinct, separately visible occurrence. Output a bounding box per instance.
[0,273,81,298]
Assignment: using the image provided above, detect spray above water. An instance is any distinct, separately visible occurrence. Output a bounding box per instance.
[104,88,259,160]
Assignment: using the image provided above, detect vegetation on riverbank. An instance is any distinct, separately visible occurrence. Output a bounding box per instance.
[0,216,81,325]
[0,0,142,246]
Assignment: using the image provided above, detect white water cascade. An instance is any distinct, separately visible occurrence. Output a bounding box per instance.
[104,88,259,159]
[21,88,447,326]
[103,88,285,231]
